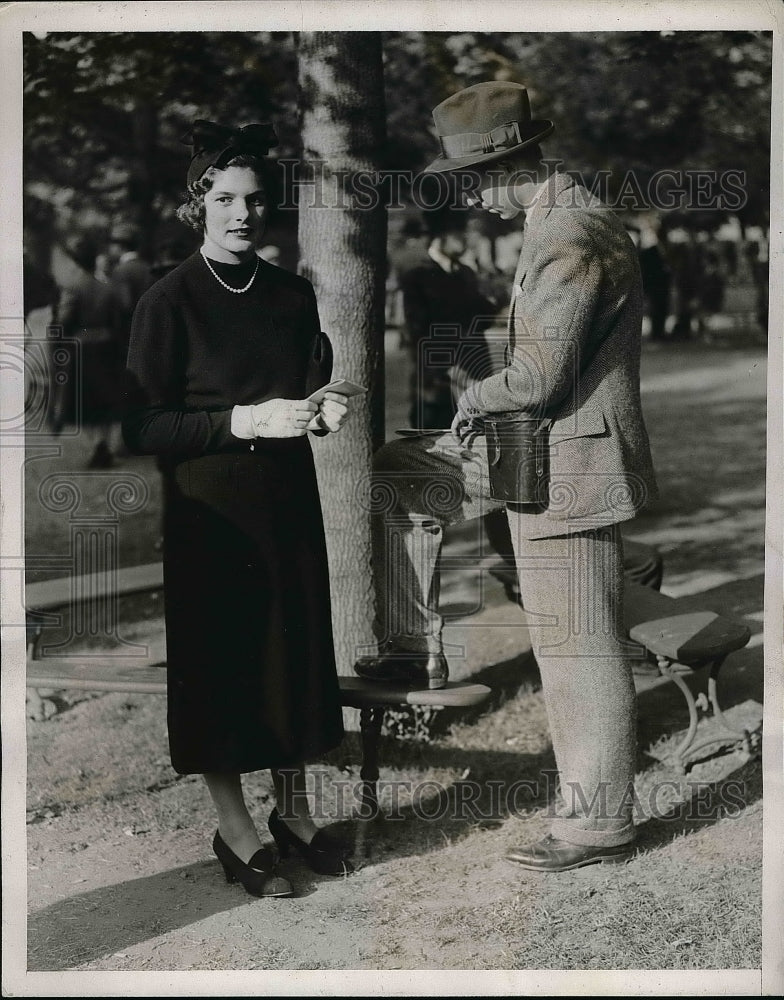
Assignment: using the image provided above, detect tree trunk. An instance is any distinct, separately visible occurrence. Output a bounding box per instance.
[297,32,387,680]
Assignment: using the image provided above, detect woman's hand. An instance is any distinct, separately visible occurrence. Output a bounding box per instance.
[250,398,319,438]
[308,392,350,433]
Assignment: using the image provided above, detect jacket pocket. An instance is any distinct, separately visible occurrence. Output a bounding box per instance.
[549,409,608,443]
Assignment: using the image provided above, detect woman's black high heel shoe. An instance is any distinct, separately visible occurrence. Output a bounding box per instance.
[212,830,294,898]
[268,808,354,876]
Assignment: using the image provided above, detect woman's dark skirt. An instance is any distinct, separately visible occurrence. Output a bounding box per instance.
[162,438,344,774]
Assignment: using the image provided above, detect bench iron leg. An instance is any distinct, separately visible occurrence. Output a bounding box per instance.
[355,706,385,858]
[656,654,700,771]
[658,655,760,770]
[685,657,760,760]
[359,706,384,818]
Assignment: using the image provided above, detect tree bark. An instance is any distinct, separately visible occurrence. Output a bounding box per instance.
[297,32,387,679]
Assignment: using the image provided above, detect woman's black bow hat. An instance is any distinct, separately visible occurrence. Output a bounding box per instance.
[181,120,278,187]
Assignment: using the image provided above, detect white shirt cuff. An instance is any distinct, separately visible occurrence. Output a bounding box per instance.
[231,404,256,440]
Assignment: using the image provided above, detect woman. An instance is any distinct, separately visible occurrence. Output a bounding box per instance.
[123,120,353,898]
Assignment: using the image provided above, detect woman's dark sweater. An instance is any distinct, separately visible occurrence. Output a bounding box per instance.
[123,252,325,458]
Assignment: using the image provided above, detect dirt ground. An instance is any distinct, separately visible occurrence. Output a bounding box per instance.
[23,659,763,974]
[15,336,768,981]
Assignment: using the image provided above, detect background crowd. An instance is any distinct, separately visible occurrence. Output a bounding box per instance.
[24,199,770,466]
[385,208,769,343]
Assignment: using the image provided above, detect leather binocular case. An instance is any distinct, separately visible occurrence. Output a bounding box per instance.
[484,413,550,506]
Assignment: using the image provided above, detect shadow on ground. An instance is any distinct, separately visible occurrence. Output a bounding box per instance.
[29,859,244,971]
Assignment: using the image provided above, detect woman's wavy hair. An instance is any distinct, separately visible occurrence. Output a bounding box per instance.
[176,154,280,232]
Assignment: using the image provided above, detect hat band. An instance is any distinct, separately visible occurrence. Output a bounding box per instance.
[438,120,525,160]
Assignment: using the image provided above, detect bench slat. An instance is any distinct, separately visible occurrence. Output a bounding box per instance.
[26,563,164,612]
[28,657,168,694]
[26,567,672,624]
[629,611,751,665]
[624,583,750,663]
[339,676,492,709]
[27,657,492,709]
[26,567,751,678]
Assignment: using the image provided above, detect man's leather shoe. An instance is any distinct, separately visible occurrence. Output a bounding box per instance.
[505,834,635,872]
[353,650,448,690]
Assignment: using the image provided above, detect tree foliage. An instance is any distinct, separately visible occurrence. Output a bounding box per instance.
[383,30,772,225]
[23,31,299,251]
[23,28,773,255]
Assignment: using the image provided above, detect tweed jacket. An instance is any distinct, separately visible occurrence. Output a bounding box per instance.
[458,170,658,527]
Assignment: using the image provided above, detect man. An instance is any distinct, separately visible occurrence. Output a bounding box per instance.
[635,213,671,342]
[355,81,658,870]
[388,218,429,341]
[400,214,497,429]
[400,213,526,597]
[108,223,154,353]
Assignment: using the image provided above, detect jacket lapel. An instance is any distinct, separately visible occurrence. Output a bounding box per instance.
[507,249,526,335]
[507,171,580,337]
[526,171,576,232]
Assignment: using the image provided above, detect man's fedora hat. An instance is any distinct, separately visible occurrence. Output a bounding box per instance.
[425,81,554,174]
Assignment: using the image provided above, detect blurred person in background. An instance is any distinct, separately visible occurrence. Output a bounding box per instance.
[400,212,498,429]
[56,235,125,467]
[461,215,494,274]
[257,243,281,265]
[635,213,671,342]
[398,211,519,595]
[94,250,113,283]
[463,215,510,311]
[667,227,703,341]
[109,222,154,356]
[150,235,194,282]
[23,245,60,423]
[745,232,769,335]
[106,224,154,457]
[23,249,58,319]
[695,242,726,342]
[387,218,429,339]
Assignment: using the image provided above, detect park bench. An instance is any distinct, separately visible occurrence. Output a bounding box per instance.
[622,582,757,768]
[25,556,756,819]
[23,562,490,820]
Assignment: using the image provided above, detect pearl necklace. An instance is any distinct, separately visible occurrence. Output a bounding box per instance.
[200,250,259,293]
